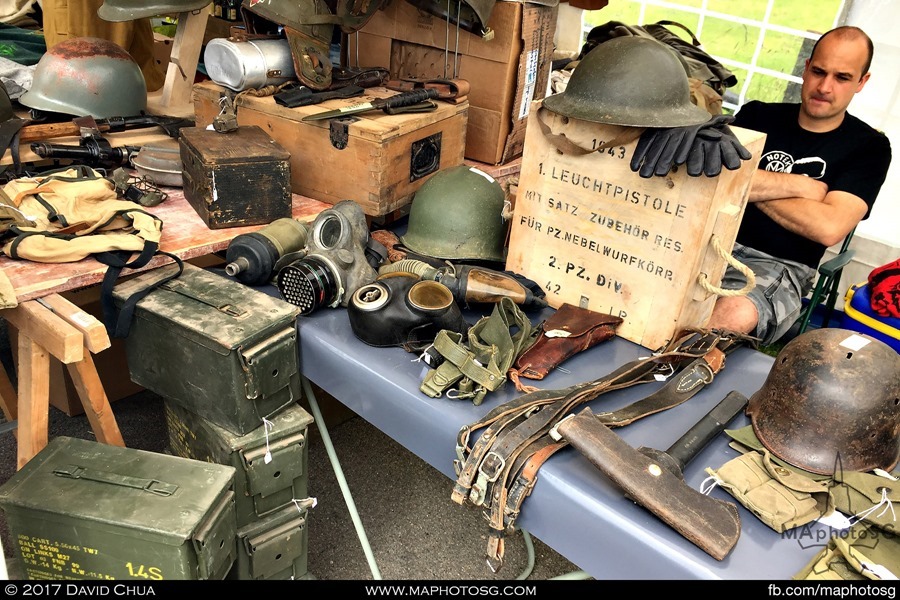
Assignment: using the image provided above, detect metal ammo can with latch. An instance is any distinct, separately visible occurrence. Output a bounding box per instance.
[112,263,302,436]
[0,436,238,580]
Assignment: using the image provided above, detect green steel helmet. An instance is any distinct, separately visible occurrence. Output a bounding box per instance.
[242,0,336,89]
[542,35,711,127]
[403,0,497,38]
[401,165,508,263]
[18,37,147,118]
[97,0,212,21]
[747,327,900,476]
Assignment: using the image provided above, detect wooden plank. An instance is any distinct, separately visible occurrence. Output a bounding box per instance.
[16,335,50,470]
[3,301,83,364]
[36,293,111,354]
[0,361,17,426]
[66,354,125,447]
[0,190,330,304]
[147,9,209,119]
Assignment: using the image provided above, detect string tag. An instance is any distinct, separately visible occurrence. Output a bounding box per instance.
[262,417,275,464]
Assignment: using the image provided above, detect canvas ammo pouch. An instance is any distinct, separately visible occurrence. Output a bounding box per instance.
[705,448,835,533]
[794,521,900,581]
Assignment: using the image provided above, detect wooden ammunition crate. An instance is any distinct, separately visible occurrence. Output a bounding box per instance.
[180,125,292,229]
[506,105,766,350]
[193,80,468,218]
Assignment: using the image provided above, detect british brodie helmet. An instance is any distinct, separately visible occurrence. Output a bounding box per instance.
[747,328,900,475]
[541,35,710,128]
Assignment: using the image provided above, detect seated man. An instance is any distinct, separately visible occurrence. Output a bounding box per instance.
[707,25,892,345]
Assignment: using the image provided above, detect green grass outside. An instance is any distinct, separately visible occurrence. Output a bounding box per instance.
[582,0,843,105]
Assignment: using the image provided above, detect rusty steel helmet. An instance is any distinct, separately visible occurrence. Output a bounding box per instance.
[19,37,147,118]
[542,36,710,127]
[747,328,900,476]
[97,0,212,21]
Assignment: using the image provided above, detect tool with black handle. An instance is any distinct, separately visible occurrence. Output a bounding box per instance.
[638,389,749,479]
[552,390,749,560]
[301,87,441,122]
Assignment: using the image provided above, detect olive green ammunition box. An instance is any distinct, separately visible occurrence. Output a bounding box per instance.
[112,262,302,436]
[228,503,311,580]
[164,400,314,528]
[0,436,237,581]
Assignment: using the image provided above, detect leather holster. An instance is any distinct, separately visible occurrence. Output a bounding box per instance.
[513,303,622,380]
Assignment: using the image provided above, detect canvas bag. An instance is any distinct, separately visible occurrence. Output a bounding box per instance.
[0,166,182,337]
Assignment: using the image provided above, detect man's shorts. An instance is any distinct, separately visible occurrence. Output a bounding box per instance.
[719,243,817,345]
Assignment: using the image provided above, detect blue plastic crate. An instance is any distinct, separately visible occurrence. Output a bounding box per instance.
[841,282,900,353]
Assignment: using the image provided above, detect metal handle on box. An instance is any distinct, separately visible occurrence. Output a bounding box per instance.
[53,465,178,496]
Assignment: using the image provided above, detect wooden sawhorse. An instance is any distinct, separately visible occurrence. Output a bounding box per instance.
[0,293,124,470]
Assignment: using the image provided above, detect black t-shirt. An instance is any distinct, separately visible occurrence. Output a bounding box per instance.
[732,100,892,269]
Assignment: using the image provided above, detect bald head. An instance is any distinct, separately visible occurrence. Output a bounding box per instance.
[811,26,874,79]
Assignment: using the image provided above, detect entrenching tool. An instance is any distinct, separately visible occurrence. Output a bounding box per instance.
[552,390,749,560]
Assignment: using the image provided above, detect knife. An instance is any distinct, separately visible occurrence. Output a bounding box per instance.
[301,87,441,122]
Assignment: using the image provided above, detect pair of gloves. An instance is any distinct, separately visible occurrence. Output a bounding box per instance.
[630,114,752,178]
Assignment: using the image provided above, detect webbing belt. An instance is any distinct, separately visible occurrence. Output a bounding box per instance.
[450,328,754,572]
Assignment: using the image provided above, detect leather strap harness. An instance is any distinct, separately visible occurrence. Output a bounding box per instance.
[450,328,755,572]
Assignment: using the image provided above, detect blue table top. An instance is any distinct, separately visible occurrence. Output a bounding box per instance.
[292,302,831,580]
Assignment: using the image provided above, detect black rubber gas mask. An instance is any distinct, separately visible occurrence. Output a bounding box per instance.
[276,200,384,315]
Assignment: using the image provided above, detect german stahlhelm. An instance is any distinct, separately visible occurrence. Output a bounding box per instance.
[747,328,900,475]
[18,37,147,118]
[541,36,710,127]
[401,165,508,263]
[97,0,212,21]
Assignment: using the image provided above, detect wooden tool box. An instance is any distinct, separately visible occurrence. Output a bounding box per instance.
[193,81,468,218]
[180,125,292,229]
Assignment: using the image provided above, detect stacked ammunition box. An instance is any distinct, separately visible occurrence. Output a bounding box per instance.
[113,262,315,579]
[165,400,315,580]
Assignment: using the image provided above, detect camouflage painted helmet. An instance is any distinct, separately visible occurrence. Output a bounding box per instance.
[97,0,212,21]
[542,36,711,127]
[19,37,147,118]
[401,165,508,263]
[747,327,900,475]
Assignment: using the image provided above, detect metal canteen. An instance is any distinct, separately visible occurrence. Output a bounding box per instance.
[204,37,297,92]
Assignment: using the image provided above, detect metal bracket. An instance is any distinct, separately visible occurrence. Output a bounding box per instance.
[329,116,358,150]
[410,132,442,182]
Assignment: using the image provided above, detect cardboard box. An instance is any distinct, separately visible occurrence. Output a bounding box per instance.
[349,0,558,165]
[193,80,468,217]
[506,104,766,350]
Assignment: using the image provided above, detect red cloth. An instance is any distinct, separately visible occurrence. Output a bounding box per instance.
[868,258,900,319]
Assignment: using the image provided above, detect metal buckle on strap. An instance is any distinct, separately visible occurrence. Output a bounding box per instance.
[479,451,506,483]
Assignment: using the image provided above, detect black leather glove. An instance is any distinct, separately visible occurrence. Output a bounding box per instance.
[686,115,753,177]
[630,114,751,178]
[630,121,703,178]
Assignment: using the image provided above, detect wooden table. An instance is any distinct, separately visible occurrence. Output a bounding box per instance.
[0,185,330,469]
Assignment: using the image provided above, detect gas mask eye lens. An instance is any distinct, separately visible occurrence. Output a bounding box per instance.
[316,214,344,249]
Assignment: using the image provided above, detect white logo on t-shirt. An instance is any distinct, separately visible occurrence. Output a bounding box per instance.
[760,150,827,179]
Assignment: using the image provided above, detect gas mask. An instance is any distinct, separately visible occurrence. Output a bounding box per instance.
[276,200,385,315]
[347,272,470,352]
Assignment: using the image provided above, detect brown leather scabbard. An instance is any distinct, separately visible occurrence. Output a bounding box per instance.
[555,407,741,561]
